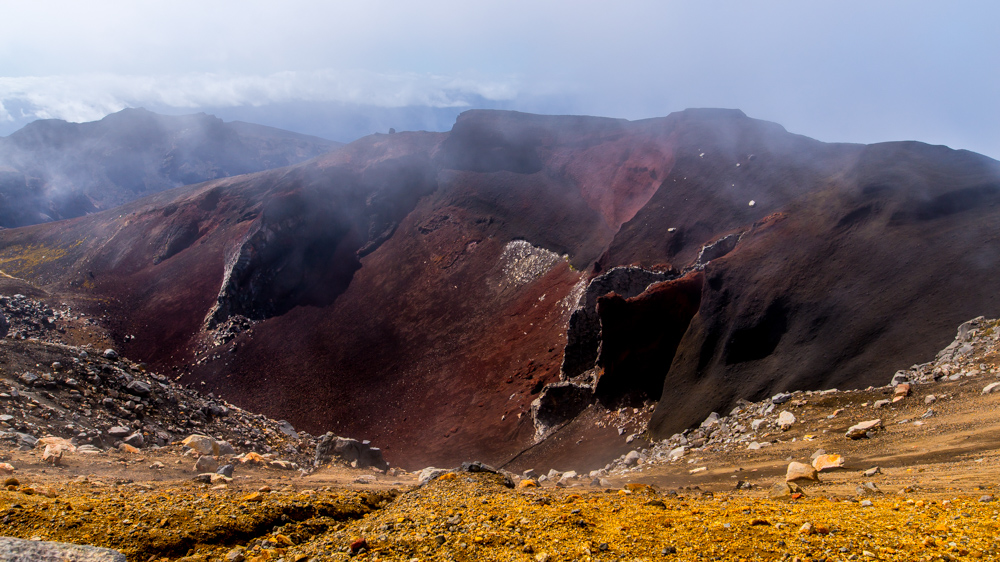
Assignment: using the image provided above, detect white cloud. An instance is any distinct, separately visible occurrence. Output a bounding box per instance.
[0,70,521,124]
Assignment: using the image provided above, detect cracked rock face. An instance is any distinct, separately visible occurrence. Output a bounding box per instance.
[530,381,596,441]
[561,266,676,380]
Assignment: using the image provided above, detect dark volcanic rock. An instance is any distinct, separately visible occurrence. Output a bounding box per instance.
[595,270,704,405]
[315,433,388,470]
[562,265,676,379]
[1,108,1000,470]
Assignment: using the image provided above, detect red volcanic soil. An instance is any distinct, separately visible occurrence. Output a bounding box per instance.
[1,109,1000,470]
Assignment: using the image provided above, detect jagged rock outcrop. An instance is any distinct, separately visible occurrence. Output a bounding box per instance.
[315,433,388,470]
[561,266,676,379]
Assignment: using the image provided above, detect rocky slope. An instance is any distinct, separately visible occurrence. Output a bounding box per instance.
[0,109,998,471]
[0,108,340,227]
[0,295,394,477]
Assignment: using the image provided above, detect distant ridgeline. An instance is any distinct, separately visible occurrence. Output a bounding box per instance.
[0,108,339,228]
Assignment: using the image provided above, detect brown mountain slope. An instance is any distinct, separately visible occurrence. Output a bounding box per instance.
[0,109,998,470]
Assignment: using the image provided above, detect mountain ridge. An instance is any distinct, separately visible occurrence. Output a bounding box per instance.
[0,108,341,228]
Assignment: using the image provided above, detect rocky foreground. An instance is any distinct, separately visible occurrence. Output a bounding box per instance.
[0,316,999,560]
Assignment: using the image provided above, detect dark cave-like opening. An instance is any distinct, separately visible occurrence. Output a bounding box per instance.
[594,271,704,406]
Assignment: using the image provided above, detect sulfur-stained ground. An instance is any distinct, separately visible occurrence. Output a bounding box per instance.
[0,467,998,562]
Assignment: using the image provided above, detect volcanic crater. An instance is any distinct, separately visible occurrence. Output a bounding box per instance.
[1,108,999,471]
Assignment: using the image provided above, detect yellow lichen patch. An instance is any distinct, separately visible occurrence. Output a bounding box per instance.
[0,239,85,278]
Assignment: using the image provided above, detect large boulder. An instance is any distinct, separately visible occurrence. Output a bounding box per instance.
[314,433,388,470]
[182,434,220,456]
[0,536,125,561]
[786,461,819,482]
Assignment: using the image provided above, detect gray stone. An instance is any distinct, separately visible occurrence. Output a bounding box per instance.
[217,464,234,478]
[275,420,298,438]
[106,426,130,439]
[785,461,818,482]
[314,433,388,470]
[856,482,881,496]
[983,382,1000,395]
[623,450,641,466]
[889,370,910,386]
[182,434,219,455]
[195,455,219,473]
[776,411,796,430]
[417,467,448,484]
[125,380,151,396]
[771,393,792,405]
[559,470,578,483]
[192,473,215,484]
[460,461,497,474]
[0,312,8,339]
[845,419,881,439]
[15,433,38,447]
[0,536,125,561]
[123,433,144,448]
[700,412,720,428]
[769,481,803,498]
[216,440,236,455]
[102,349,119,360]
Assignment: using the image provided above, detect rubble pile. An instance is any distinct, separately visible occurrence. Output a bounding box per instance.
[599,316,1000,476]
[0,337,389,473]
[0,294,73,342]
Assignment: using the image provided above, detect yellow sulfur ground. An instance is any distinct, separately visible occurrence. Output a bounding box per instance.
[2,472,997,562]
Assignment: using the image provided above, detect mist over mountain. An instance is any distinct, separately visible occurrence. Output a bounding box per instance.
[0,108,998,471]
[0,108,340,228]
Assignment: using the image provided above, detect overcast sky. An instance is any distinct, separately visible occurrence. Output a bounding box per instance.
[1,1,997,157]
